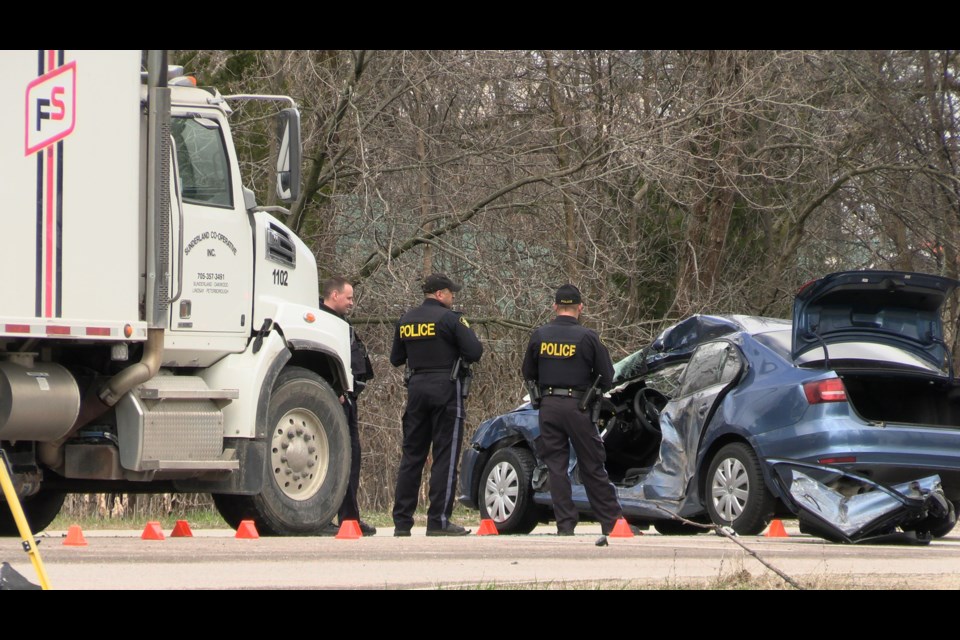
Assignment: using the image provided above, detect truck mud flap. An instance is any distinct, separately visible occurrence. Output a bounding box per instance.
[767,459,955,544]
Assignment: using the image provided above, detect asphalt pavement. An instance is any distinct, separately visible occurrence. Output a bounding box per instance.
[5,522,960,589]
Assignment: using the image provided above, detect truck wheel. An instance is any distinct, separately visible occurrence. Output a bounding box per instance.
[213,367,349,536]
[0,490,66,537]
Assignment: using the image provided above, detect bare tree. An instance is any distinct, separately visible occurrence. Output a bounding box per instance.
[159,49,960,513]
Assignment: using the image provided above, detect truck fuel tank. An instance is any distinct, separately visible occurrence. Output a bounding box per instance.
[0,361,80,441]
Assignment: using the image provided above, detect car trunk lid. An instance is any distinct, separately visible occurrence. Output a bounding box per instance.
[792,270,959,371]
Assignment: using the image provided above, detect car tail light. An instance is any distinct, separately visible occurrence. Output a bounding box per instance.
[803,378,847,404]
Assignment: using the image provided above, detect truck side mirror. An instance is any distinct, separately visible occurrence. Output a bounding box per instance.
[276,108,301,203]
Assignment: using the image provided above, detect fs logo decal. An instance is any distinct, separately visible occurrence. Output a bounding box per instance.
[25,60,76,156]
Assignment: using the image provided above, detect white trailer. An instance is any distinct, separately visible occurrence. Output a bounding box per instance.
[0,50,351,535]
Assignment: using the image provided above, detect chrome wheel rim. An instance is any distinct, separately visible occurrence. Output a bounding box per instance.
[711,457,749,523]
[270,408,329,500]
[484,461,520,523]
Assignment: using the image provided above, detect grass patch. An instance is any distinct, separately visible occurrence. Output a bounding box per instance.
[49,506,230,532]
[47,500,482,532]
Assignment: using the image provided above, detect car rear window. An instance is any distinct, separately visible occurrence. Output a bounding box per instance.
[753,330,792,359]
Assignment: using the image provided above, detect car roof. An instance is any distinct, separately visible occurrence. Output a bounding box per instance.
[613,314,789,384]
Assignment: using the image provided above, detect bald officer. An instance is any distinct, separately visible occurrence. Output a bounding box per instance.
[390,273,483,536]
[522,284,623,537]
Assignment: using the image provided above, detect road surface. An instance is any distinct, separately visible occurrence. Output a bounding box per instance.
[5,524,960,589]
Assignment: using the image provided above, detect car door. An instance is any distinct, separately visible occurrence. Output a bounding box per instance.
[641,340,744,501]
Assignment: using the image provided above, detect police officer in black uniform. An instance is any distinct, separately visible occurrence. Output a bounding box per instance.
[390,273,483,536]
[319,276,376,536]
[521,284,623,537]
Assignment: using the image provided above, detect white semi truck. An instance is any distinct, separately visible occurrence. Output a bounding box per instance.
[0,50,352,535]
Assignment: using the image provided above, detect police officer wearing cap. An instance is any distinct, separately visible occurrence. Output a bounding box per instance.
[390,273,484,536]
[522,284,623,537]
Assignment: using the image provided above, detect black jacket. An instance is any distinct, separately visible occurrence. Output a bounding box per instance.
[319,302,374,389]
[521,315,614,391]
[390,299,483,370]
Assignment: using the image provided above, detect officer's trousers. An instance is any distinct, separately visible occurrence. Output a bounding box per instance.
[537,396,621,534]
[393,372,465,530]
[337,396,361,522]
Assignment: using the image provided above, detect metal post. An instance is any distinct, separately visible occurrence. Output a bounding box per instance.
[0,451,51,590]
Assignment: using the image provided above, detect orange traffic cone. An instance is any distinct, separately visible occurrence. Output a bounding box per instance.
[236,519,259,539]
[336,520,362,539]
[765,519,788,538]
[609,517,635,538]
[63,524,88,547]
[476,519,499,536]
[141,521,165,540]
[170,520,193,538]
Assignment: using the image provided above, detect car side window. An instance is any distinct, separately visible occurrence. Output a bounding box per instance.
[677,341,741,397]
[644,363,687,398]
[171,116,233,208]
[678,342,723,396]
[718,344,743,385]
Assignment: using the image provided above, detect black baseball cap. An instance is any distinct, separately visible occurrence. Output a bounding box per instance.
[422,273,463,293]
[555,284,582,305]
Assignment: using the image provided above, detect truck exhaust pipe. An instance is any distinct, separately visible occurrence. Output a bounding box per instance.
[35,329,163,470]
[98,328,163,407]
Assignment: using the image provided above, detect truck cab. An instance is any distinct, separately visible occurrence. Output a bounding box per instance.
[0,50,351,535]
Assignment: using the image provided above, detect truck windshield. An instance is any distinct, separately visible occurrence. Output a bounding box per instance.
[171,116,233,207]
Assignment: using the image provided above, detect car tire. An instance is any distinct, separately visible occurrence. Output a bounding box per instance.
[705,443,775,535]
[0,490,66,537]
[213,367,350,536]
[479,448,540,534]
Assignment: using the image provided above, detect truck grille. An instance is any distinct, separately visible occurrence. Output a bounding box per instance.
[265,222,296,268]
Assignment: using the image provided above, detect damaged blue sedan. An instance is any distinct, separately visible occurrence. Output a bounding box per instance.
[458,271,960,543]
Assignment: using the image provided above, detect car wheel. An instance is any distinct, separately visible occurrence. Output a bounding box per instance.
[0,490,66,536]
[213,367,350,536]
[653,518,705,536]
[479,448,540,534]
[705,443,775,535]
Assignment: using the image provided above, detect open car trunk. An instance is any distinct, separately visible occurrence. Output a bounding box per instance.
[793,270,959,371]
[840,370,960,429]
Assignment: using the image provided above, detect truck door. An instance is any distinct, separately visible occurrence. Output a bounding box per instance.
[168,113,252,341]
